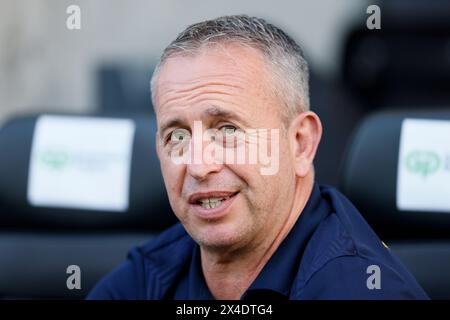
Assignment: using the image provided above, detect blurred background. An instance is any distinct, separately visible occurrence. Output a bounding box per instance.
[0,0,367,186]
[1,0,450,299]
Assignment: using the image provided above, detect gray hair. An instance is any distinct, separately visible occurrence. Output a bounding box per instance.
[150,15,310,122]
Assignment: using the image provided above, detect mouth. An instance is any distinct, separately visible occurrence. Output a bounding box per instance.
[188,191,239,220]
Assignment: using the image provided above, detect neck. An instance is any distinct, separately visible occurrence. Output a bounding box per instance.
[200,174,314,300]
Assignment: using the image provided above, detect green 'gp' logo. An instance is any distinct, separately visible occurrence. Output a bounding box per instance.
[40,150,69,170]
[405,150,440,178]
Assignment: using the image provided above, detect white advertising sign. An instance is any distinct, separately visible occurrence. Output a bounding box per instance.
[397,119,450,212]
[28,116,135,212]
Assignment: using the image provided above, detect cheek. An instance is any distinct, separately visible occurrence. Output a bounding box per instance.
[244,154,294,204]
[227,163,267,206]
[160,158,185,201]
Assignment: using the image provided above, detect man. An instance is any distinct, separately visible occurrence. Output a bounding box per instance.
[87,15,428,300]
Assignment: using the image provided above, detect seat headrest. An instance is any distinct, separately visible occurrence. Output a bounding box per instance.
[339,109,450,239]
[0,114,177,231]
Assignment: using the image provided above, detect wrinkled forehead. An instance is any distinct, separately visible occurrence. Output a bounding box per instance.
[153,43,274,112]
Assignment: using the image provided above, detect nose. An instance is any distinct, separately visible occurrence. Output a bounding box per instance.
[187,161,223,181]
[186,130,224,181]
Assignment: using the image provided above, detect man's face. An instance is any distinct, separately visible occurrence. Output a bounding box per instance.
[154,44,297,251]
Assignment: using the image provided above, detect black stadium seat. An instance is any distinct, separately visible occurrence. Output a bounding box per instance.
[97,64,155,116]
[342,0,450,111]
[0,114,176,299]
[339,109,450,299]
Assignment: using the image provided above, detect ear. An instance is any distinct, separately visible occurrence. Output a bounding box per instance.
[288,111,322,177]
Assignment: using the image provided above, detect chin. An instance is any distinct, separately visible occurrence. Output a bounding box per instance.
[193,223,247,250]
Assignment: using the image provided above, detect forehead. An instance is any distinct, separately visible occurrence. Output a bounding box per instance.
[156,45,273,102]
[157,43,267,90]
[153,43,282,129]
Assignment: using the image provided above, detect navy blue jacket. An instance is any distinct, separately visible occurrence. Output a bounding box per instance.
[87,183,429,300]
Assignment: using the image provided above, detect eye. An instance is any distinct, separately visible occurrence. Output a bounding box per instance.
[218,124,244,148]
[169,128,190,144]
[221,125,238,136]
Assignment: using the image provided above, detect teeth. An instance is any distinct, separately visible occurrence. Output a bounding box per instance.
[198,196,230,209]
[202,200,221,209]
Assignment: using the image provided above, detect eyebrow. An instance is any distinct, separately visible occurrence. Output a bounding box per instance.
[159,106,246,135]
